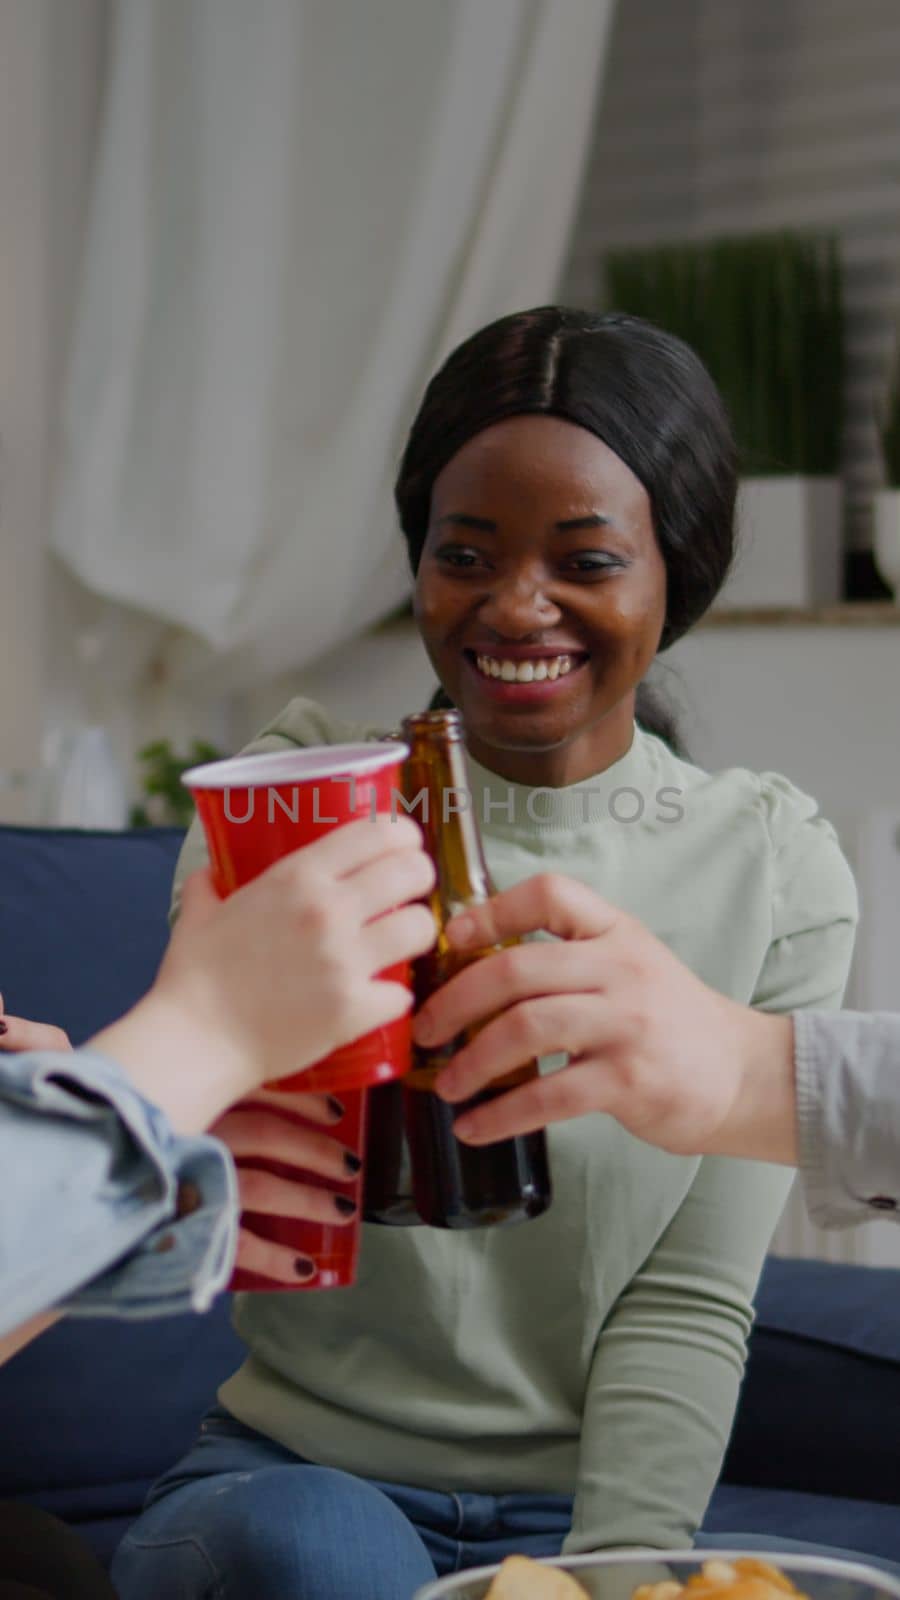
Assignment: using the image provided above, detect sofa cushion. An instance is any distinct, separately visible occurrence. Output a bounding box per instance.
[0,1300,243,1542]
[704,1482,900,1565]
[756,1255,900,1365]
[0,824,186,1044]
[723,1256,900,1505]
[0,824,245,1551]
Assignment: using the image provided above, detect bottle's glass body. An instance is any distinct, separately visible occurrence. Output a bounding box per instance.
[363,709,552,1230]
[363,1080,421,1225]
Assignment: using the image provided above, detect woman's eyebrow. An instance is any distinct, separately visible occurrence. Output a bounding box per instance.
[434,512,617,533]
[554,514,614,532]
[435,513,497,532]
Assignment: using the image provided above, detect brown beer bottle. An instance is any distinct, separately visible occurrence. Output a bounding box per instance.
[363,1077,421,1225]
[388,708,551,1228]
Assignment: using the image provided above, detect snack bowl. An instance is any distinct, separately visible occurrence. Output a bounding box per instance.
[415,1551,900,1600]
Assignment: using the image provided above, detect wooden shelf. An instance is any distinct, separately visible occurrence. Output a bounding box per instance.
[701,602,900,628]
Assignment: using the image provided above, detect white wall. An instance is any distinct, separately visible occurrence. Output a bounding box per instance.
[667,626,900,854]
[0,0,108,821]
[0,0,53,818]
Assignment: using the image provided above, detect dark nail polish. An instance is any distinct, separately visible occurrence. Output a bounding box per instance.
[343,1152,362,1175]
[326,1096,345,1120]
[333,1194,357,1217]
[294,1257,316,1279]
[0,1021,8,1035]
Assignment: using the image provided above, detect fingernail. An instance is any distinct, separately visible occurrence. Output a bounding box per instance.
[454,1116,479,1143]
[413,1012,434,1044]
[343,1151,362,1175]
[447,915,475,946]
[333,1194,357,1217]
[326,1096,345,1120]
[294,1258,316,1280]
[0,1021,8,1035]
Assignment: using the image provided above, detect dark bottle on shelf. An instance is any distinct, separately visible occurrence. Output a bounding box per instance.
[365,709,551,1230]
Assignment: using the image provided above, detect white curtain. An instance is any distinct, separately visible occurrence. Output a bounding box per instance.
[51,0,615,698]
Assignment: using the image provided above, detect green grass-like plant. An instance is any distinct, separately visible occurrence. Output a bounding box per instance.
[604,231,844,476]
[130,738,224,829]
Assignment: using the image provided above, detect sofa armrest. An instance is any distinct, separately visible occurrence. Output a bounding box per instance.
[722,1256,900,1505]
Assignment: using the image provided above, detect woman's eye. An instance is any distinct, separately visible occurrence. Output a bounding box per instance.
[435,545,485,570]
[563,552,625,576]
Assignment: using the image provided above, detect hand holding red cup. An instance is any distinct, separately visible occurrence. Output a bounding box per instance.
[183,743,421,1095]
[181,743,435,1288]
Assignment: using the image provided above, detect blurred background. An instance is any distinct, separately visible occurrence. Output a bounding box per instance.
[1,0,899,1261]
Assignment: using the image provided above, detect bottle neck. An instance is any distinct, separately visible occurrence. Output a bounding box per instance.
[402,717,492,916]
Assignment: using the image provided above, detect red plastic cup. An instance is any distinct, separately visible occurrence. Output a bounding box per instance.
[182,742,411,1095]
[231,1089,367,1291]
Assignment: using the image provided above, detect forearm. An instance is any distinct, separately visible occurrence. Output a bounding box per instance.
[705,1003,797,1165]
[93,990,251,1136]
[567,1154,793,1553]
[566,1316,742,1552]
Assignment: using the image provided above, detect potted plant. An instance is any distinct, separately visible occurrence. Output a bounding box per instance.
[873,352,900,599]
[605,231,845,608]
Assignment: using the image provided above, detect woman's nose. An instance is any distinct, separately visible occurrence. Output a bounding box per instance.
[478,573,562,636]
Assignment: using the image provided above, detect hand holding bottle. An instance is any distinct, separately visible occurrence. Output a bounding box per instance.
[414,871,796,1162]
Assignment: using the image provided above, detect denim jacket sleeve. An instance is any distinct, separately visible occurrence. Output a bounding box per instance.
[0,1048,238,1335]
[794,1009,900,1227]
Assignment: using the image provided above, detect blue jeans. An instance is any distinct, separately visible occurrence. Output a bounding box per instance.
[112,1408,574,1600]
[112,1408,900,1600]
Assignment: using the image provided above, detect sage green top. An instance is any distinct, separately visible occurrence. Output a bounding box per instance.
[173,699,858,1553]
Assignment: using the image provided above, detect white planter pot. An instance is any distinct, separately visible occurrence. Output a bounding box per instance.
[873,487,900,598]
[716,475,843,609]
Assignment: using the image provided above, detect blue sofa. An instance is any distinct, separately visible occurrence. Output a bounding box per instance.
[0,823,898,1573]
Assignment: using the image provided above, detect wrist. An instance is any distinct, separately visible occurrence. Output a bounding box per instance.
[92,989,253,1135]
[712,1001,798,1164]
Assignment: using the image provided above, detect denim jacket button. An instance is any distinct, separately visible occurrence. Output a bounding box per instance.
[176,1181,202,1217]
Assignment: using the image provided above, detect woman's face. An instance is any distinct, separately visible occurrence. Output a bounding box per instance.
[414,414,667,787]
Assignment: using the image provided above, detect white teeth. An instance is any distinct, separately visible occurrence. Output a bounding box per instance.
[473,653,577,682]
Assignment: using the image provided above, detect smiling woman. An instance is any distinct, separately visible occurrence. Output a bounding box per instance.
[123,308,860,1600]
[398,308,736,781]
[414,413,667,786]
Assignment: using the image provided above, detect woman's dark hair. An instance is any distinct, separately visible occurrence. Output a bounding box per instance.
[396,306,737,755]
